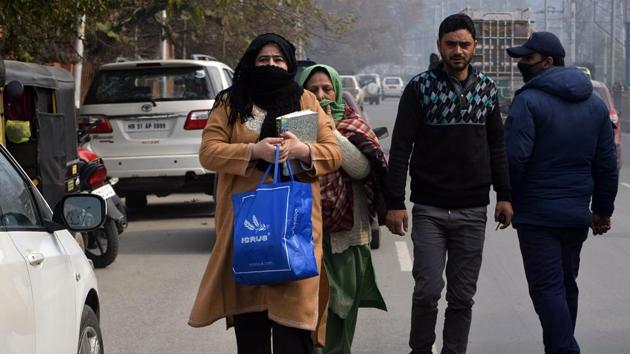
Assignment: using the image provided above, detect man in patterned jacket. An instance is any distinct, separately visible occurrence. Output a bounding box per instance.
[385,14,513,354]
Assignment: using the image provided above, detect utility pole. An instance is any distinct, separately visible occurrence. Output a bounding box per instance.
[161,10,169,60]
[74,14,86,109]
[626,0,630,86]
[610,0,616,85]
[545,0,549,31]
[570,0,576,65]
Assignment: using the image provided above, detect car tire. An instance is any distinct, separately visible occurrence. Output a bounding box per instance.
[77,305,104,354]
[85,219,119,268]
[370,226,381,250]
[125,192,147,209]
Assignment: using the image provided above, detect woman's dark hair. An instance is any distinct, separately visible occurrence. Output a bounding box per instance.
[438,14,476,40]
[215,33,299,125]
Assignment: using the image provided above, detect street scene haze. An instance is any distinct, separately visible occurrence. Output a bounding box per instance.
[0,1,629,353]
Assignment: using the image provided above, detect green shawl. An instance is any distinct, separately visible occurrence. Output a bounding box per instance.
[298,64,345,121]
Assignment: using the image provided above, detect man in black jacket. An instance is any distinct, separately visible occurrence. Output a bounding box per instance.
[385,14,513,354]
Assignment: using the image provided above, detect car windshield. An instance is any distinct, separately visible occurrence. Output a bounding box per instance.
[385,78,400,85]
[593,86,611,109]
[84,66,217,104]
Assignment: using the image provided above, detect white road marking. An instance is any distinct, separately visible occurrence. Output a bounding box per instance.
[433,344,438,354]
[395,241,413,272]
[622,183,630,189]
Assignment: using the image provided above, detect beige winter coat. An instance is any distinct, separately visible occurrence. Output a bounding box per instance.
[188,91,341,345]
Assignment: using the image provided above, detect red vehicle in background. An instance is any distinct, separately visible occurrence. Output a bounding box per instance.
[591,80,622,170]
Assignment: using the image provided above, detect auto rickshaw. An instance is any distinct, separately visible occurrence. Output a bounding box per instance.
[0,59,80,208]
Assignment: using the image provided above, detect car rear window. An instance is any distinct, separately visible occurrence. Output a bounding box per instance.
[84,66,218,104]
[592,86,611,109]
[385,78,401,85]
[342,77,355,89]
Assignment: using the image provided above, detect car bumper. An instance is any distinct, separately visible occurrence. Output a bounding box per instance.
[102,155,210,178]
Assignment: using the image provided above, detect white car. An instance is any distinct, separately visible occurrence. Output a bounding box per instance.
[79,57,234,209]
[340,75,365,110]
[0,144,105,354]
[382,76,404,98]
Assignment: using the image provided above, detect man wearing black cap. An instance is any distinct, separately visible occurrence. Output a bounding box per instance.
[505,32,618,353]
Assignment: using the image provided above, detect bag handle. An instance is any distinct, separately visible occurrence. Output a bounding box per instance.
[258,144,296,185]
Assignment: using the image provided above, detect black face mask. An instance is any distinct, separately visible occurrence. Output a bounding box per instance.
[518,59,545,83]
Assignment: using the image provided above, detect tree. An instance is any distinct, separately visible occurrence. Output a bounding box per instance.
[305,0,423,74]
[0,0,106,62]
[1,1,350,66]
[84,0,351,66]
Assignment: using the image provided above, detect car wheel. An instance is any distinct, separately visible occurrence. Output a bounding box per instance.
[77,305,104,354]
[85,219,119,268]
[125,192,147,209]
[370,226,381,250]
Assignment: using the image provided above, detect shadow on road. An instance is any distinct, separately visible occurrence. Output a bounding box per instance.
[126,200,215,221]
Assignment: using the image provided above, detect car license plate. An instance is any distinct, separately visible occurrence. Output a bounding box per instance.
[92,184,116,200]
[125,120,169,132]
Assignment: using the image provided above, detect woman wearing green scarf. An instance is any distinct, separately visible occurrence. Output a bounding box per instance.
[299,65,388,354]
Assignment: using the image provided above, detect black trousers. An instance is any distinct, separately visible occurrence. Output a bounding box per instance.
[233,311,313,354]
[517,225,587,354]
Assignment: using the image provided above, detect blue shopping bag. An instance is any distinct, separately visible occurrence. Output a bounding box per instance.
[231,146,318,285]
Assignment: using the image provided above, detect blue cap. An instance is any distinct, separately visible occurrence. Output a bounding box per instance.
[507,31,565,58]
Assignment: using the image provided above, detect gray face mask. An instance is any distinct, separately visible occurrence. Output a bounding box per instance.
[517,59,546,82]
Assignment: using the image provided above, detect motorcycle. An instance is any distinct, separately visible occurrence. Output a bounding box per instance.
[77,126,128,268]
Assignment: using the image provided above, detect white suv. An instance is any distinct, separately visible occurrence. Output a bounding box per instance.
[382,76,404,98]
[79,58,234,208]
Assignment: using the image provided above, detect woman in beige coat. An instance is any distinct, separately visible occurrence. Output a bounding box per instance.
[188,33,341,354]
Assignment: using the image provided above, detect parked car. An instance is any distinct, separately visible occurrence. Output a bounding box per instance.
[382,76,404,98]
[591,80,622,170]
[340,75,365,111]
[79,57,234,209]
[0,143,106,354]
[357,73,382,105]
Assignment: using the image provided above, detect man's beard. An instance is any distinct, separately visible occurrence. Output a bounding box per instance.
[441,54,471,73]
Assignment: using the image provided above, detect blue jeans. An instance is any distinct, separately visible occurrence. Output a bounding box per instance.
[409,204,487,354]
[517,224,588,354]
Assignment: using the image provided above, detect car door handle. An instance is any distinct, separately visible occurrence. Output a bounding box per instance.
[27,253,45,266]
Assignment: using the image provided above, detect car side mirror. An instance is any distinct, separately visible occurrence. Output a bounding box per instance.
[373,126,389,139]
[5,80,24,102]
[51,194,106,232]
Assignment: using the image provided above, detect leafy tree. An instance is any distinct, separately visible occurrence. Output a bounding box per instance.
[1,0,350,67]
[0,0,106,62]
[85,0,351,66]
